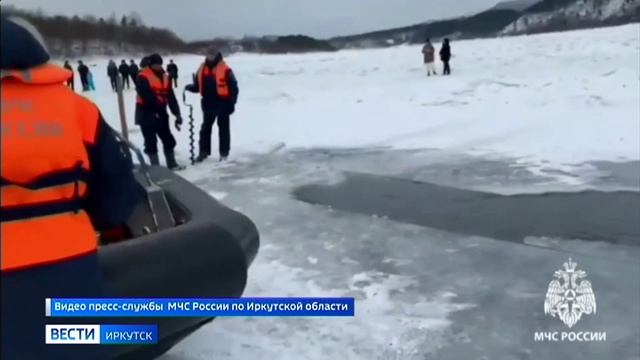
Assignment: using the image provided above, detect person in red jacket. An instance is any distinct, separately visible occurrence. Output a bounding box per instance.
[1,17,142,360]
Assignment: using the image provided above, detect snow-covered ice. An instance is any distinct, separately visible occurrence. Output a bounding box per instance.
[80,24,639,177]
[69,24,639,359]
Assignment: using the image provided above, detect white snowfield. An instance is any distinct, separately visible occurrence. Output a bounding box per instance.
[83,24,640,181]
[74,24,639,359]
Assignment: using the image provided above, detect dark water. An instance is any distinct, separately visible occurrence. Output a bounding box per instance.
[294,172,640,246]
[288,155,640,360]
[168,148,640,360]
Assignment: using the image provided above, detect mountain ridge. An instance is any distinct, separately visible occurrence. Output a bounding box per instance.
[5,0,639,56]
[330,0,639,48]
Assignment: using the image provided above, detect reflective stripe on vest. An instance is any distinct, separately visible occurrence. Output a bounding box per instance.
[1,64,99,271]
[1,164,89,222]
[136,68,170,105]
[197,62,230,98]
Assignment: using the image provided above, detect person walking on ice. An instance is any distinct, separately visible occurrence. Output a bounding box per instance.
[87,68,96,91]
[440,38,452,76]
[107,60,118,92]
[119,59,130,89]
[128,59,140,80]
[167,59,179,88]
[77,60,89,91]
[422,38,437,76]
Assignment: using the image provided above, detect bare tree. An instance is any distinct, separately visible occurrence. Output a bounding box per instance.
[129,12,144,27]
[108,12,117,25]
[83,14,97,24]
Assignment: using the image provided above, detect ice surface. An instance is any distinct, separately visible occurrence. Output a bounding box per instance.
[78,24,639,178]
[156,148,639,360]
[70,25,640,359]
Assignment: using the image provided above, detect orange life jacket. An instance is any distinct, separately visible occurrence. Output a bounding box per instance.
[136,68,170,105]
[197,62,230,98]
[1,64,100,272]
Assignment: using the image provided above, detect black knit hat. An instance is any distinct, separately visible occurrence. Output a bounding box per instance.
[147,53,163,66]
[1,16,50,69]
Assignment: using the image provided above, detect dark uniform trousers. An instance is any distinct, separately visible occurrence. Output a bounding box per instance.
[1,254,107,360]
[200,111,230,157]
[139,110,177,155]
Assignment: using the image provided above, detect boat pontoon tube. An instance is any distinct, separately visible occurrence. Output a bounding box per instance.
[99,166,259,359]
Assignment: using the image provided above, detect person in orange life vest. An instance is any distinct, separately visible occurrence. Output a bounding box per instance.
[63,59,74,90]
[1,17,142,360]
[135,53,184,169]
[185,50,239,162]
[134,55,150,126]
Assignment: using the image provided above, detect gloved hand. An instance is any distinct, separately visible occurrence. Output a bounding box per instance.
[229,104,236,115]
[174,116,183,131]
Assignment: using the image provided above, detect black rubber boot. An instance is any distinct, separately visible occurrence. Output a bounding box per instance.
[165,150,183,170]
[148,153,160,166]
[195,153,208,163]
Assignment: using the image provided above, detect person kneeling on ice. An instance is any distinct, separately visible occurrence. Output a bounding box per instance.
[1,16,142,360]
[185,50,239,162]
[135,53,184,169]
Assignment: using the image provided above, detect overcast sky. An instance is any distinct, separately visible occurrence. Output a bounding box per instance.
[6,0,501,40]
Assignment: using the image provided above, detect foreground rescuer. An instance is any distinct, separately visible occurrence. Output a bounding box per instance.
[1,17,141,359]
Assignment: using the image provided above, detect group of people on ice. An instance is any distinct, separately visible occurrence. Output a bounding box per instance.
[63,59,96,91]
[107,58,180,92]
[421,38,451,76]
[107,59,138,91]
[133,51,239,170]
[59,51,237,170]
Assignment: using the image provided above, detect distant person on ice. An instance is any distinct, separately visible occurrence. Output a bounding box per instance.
[422,38,437,76]
[185,50,239,162]
[87,67,96,91]
[77,60,89,91]
[107,60,118,91]
[128,59,139,79]
[119,59,130,89]
[440,38,451,75]
[135,53,184,170]
[139,56,150,69]
[63,59,74,90]
[167,59,179,88]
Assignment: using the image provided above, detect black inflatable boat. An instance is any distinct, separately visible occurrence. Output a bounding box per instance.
[99,138,260,359]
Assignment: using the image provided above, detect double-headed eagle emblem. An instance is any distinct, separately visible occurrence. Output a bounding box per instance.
[544,258,596,328]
